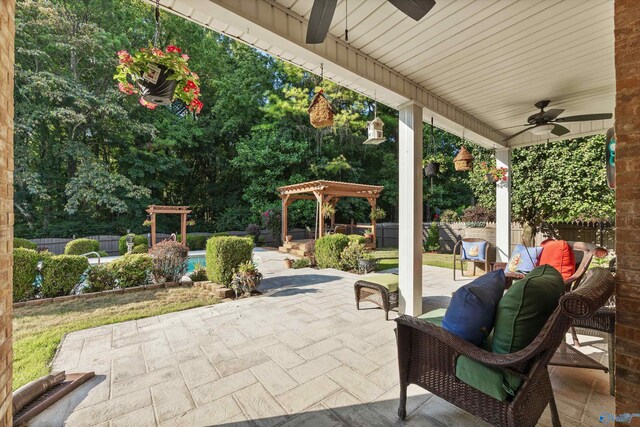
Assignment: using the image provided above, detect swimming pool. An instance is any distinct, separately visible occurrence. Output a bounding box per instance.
[187,255,206,272]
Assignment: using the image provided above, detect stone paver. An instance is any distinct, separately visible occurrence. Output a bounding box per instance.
[32,247,613,426]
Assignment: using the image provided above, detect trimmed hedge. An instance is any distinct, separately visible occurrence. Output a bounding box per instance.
[107,253,152,288]
[119,234,149,255]
[41,255,90,298]
[206,236,253,286]
[132,244,148,254]
[13,248,50,302]
[14,238,37,250]
[64,238,100,255]
[315,234,350,269]
[347,234,366,245]
[85,265,117,293]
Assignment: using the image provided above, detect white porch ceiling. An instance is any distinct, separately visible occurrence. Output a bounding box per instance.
[153,0,615,149]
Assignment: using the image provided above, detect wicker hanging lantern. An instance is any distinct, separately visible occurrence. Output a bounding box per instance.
[308,89,335,128]
[453,146,474,171]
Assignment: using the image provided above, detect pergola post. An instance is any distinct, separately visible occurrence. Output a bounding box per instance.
[180,212,187,246]
[281,195,288,243]
[495,148,512,262]
[398,102,424,316]
[151,212,157,247]
[368,197,377,249]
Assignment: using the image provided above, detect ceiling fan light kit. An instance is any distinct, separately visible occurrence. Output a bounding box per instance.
[530,124,555,136]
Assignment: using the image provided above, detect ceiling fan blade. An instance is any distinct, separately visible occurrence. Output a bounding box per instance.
[504,126,534,142]
[554,113,613,123]
[388,0,436,21]
[306,0,338,44]
[542,108,564,121]
[551,124,570,137]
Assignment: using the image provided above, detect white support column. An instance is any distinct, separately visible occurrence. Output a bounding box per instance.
[495,148,512,262]
[398,102,423,316]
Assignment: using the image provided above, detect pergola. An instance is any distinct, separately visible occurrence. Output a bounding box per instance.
[146,205,192,247]
[1,0,638,420]
[278,180,383,242]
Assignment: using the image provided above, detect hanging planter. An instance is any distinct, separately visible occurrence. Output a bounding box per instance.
[308,88,335,128]
[453,146,474,171]
[424,163,440,177]
[422,153,446,177]
[479,162,508,183]
[114,46,203,113]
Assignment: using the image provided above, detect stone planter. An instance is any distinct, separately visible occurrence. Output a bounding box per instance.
[358,258,377,273]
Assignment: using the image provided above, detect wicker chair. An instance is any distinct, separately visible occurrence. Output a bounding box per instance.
[396,268,614,427]
[453,238,490,280]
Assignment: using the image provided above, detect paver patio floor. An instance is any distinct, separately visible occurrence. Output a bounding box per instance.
[32,248,613,426]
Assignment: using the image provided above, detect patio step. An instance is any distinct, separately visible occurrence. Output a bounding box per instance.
[278,246,306,257]
[192,281,234,299]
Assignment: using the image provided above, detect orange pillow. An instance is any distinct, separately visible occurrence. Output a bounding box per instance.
[539,240,575,280]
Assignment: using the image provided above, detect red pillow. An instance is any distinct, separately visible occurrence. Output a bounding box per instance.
[539,240,575,280]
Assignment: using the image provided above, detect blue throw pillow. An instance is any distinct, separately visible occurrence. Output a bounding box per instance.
[505,245,543,274]
[442,269,506,346]
[461,241,487,260]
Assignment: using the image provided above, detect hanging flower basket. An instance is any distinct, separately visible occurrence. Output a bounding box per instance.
[308,89,335,128]
[479,162,508,183]
[424,162,440,177]
[114,45,203,113]
[453,146,474,171]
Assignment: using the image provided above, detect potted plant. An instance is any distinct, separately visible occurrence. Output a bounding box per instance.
[284,258,293,269]
[322,202,336,219]
[285,235,293,243]
[369,206,386,223]
[422,153,446,177]
[114,45,203,113]
[479,162,508,184]
[363,227,374,241]
[230,261,263,298]
[358,251,378,273]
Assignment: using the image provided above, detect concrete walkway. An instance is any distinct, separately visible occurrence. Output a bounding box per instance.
[32,249,613,426]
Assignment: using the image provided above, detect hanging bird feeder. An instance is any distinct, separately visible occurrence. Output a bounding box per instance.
[308,64,335,128]
[363,97,385,145]
[453,145,474,172]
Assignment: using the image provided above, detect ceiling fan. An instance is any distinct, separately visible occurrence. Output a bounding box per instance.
[306,0,436,44]
[504,100,613,141]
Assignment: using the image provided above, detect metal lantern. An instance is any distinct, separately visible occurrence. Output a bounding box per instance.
[453,146,474,171]
[364,116,386,145]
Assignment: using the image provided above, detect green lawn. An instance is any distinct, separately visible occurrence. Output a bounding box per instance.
[13,287,219,390]
[372,248,464,271]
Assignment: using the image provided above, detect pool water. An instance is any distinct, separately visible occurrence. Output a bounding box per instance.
[187,256,206,272]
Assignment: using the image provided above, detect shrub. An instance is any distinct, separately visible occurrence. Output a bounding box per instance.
[206,236,253,286]
[177,234,210,250]
[149,240,189,283]
[245,224,261,243]
[189,268,208,282]
[315,234,349,269]
[64,238,100,255]
[424,222,440,252]
[461,206,495,224]
[230,261,262,297]
[347,234,366,245]
[340,241,367,271]
[132,244,148,254]
[292,258,311,269]
[85,265,117,293]
[440,209,460,223]
[41,255,90,297]
[13,248,49,302]
[119,234,149,255]
[14,238,37,250]
[107,253,152,288]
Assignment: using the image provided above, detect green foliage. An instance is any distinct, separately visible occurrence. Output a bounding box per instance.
[41,255,90,298]
[189,268,208,282]
[13,248,49,302]
[64,238,100,255]
[369,206,386,222]
[85,265,117,293]
[440,209,459,223]
[340,241,367,271]
[132,244,148,254]
[315,234,349,269]
[230,261,262,297]
[424,223,440,252]
[177,234,210,250]
[119,234,148,255]
[206,236,253,285]
[14,238,37,250]
[347,234,366,245]
[107,253,152,288]
[292,258,310,269]
[149,240,189,283]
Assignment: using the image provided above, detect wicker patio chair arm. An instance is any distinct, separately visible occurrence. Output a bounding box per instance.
[396,315,538,368]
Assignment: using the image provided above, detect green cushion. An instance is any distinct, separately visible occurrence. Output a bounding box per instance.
[492,264,564,354]
[362,274,399,293]
[456,356,522,401]
[417,308,447,327]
